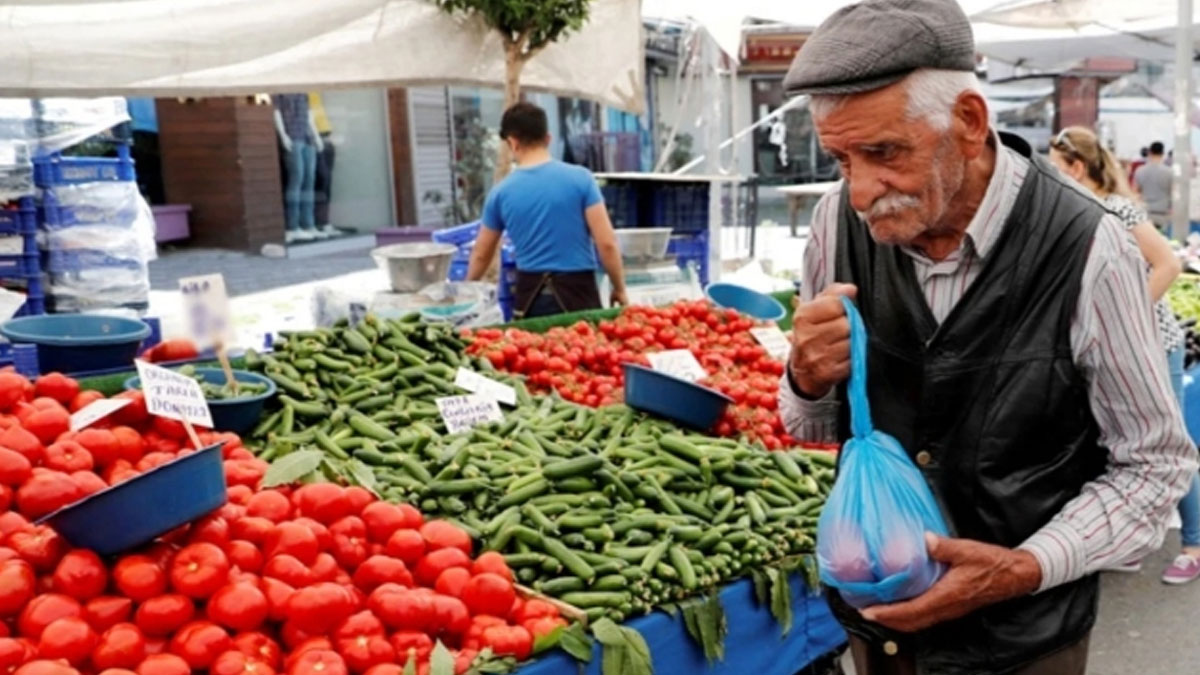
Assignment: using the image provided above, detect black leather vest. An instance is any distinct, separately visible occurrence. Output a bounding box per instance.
[828,133,1107,674]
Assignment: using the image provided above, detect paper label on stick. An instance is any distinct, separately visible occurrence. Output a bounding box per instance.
[179,273,232,350]
[750,326,792,362]
[646,349,707,382]
[454,368,517,406]
[436,394,504,434]
[70,398,132,431]
[135,360,214,428]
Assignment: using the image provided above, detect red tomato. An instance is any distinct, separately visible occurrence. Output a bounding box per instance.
[9,525,67,571]
[284,583,354,635]
[51,549,107,601]
[209,649,276,675]
[264,523,319,566]
[286,649,347,675]
[0,559,36,616]
[13,660,81,675]
[91,622,147,671]
[0,447,32,486]
[15,471,82,520]
[460,573,515,619]
[352,556,412,592]
[226,541,264,574]
[135,653,191,675]
[262,555,314,590]
[231,631,283,670]
[206,583,269,633]
[0,426,43,465]
[383,530,424,567]
[388,631,432,666]
[112,556,166,603]
[23,408,71,446]
[293,483,350,525]
[18,593,83,640]
[413,548,469,588]
[167,621,231,670]
[34,374,79,406]
[169,543,230,599]
[85,596,134,632]
[434,567,470,598]
[134,595,195,637]
[418,521,471,556]
[258,578,296,624]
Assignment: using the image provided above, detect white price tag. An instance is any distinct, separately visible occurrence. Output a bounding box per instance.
[135,360,214,428]
[436,395,504,434]
[646,349,707,382]
[0,142,16,167]
[454,368,517,406]
[751,326,792,362]
[70,398,132,431]
[0,236,23,255]
[179,273,232,350]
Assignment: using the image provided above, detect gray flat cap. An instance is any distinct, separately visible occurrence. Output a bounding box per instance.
[783,0,975,96]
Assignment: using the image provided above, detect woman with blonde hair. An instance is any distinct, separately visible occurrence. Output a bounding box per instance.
[1050,126,1197,582]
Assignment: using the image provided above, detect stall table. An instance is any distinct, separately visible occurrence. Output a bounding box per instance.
[518,574,845,675]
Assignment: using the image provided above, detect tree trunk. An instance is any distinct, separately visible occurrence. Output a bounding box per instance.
[492,41,527,184]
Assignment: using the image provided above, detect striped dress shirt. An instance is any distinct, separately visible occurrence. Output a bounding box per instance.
[779,138,1198,592]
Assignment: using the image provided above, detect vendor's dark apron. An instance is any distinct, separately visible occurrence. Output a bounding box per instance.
[829,133,1107,674]
[513,270,602,319]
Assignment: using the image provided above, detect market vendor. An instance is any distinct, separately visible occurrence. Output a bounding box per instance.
[779,0,1196,673]
[467,102,627,318]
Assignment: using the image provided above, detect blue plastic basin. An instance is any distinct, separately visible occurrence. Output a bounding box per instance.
[39,443,227,555]
[705,282,786,321]
[1,314,150,374]
[126,368,277,434]
[623,363,732,431]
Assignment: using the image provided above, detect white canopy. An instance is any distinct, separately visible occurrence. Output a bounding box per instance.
[0,0,645,113]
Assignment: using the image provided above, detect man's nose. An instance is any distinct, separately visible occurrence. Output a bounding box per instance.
[847,168,888,214]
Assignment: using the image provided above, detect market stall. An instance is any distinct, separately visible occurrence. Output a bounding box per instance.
[0,271,848,675]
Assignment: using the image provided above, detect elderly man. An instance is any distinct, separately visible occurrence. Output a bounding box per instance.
[779,1,1196,674]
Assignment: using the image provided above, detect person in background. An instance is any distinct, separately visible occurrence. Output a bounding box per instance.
[1049,127,1199,584]
[1134,141,1174,238]
[1128,145,1148,187]
[467,102,627,318]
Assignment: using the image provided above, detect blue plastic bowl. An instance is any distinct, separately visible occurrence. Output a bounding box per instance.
[125,367,277,434]
[0,314,150,374]
[705,282,786,321]
[623,363,733,431]
[39,443,227,555]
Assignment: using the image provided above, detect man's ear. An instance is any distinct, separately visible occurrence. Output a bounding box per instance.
[953,91,990,161]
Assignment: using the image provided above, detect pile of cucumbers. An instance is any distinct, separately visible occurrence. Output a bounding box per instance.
[246,314,835,624]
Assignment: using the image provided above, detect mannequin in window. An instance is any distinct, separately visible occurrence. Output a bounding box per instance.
[308,92,337,233]
[273,94,325,242]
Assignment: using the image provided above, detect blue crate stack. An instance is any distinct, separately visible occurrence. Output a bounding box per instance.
[0,196,45,316]
[433,222,518,321]
[600,178,712,285]
[34,143,148,313]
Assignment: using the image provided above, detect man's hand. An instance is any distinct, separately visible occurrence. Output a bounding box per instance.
[788,283,857,398]
[861,533,1043,633]
[611,287,629,307]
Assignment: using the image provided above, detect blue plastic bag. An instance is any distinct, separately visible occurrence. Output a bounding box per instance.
[816,296,950,609]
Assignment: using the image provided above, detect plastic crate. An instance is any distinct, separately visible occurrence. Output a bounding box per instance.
[44,249,143,274]
[431,222,482,247]
[669,231,710,286]
[41,190,139,229]
[33,147,136,188]
[0,198,36,237]
[447,258,469,282]
[601,184,639,228]
[652,184,709,233]
[0,254,38,277]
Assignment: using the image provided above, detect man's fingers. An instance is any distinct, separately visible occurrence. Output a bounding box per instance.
[822,283,858,300]
[926,534,978,566]
[796,295,849,325]
[860,575,959,632]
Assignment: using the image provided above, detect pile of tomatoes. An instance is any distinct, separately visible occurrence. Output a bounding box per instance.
[465,300,799,449]
[0,370,563,675]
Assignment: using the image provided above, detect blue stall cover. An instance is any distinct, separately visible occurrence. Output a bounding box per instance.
[517,574,846,675]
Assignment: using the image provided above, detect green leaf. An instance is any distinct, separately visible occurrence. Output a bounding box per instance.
[766,568,793,636]
[559,623,594,663]
[262,449,325,487]
[345,458,381,495]
[751,569,769,606]
[430,640,455,675]
[681,604,702,646]
[403,655,417,675]
[659,603,679,617]
[533,625,564,654]
[592,619,651,675]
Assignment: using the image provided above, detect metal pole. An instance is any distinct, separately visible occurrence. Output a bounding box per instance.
[1173,0,1193,241]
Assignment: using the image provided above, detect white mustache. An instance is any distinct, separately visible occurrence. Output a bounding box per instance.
[856,192,921,221]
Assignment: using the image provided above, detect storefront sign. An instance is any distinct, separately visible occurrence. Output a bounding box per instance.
[751,326,792,362]
[70,398,132,431]
[647,349,707,382]
[436,395,504,434]
[136,360,214,428]
[454,368,517,406]
[179,273,232,350]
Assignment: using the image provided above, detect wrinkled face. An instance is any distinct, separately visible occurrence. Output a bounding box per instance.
[815,83,967,247]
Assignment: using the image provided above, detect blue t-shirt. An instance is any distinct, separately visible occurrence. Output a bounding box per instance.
[482,160,603,272]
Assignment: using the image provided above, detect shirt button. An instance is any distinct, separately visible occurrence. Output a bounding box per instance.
[915,451,932,466]
[883,641,899,656]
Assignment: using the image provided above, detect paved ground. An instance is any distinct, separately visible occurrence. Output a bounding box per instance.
[149,245,375,297]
